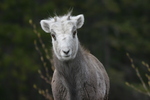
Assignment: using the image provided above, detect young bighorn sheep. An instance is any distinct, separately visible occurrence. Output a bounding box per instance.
[40,12,109,100]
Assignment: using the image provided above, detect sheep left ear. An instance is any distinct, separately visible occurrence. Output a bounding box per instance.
[75,14,84,29]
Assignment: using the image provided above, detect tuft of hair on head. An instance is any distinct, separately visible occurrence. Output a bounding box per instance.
[66,9,73,20]
[67,8,73,16]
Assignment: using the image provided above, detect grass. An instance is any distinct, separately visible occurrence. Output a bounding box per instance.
[126,53,150,96]
[29,19,54,100]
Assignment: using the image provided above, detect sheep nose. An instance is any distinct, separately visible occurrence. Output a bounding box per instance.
[63,50,70,55]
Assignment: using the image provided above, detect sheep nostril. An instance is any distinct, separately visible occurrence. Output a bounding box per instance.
[63,50,70,55]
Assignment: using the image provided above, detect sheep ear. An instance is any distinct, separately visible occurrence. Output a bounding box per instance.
[40,20,50,33]
[75,14,84,29]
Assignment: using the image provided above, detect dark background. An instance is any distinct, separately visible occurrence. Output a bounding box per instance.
[0,0,150,100]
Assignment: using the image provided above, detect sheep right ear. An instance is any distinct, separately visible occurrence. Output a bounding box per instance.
[40,20,50,33]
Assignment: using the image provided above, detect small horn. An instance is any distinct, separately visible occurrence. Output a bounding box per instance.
[54,17,57,22]
[67,16,70,20]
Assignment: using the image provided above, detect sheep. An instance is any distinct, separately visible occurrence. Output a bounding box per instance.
[40,12,109,100]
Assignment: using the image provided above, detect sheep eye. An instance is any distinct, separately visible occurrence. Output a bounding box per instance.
[51,34,56,40]
[73,30,77,38]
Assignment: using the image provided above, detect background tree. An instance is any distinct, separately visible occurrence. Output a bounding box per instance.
[0,0,150,100]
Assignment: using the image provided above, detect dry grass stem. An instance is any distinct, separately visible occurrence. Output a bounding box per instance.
[30,19,54,100]
[126,53,150,96]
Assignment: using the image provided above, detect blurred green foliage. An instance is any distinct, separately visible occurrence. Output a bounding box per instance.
[0,0,150,100]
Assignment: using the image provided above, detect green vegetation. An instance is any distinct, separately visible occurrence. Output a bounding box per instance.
[0,0,150,100]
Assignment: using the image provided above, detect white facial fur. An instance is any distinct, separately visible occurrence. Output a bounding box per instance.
[40,13,84,61]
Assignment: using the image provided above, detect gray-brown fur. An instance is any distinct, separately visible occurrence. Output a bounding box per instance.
[51,43,109,100]
[40,12,110,100]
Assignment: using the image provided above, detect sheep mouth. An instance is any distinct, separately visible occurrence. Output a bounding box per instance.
[64,55,70,57]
